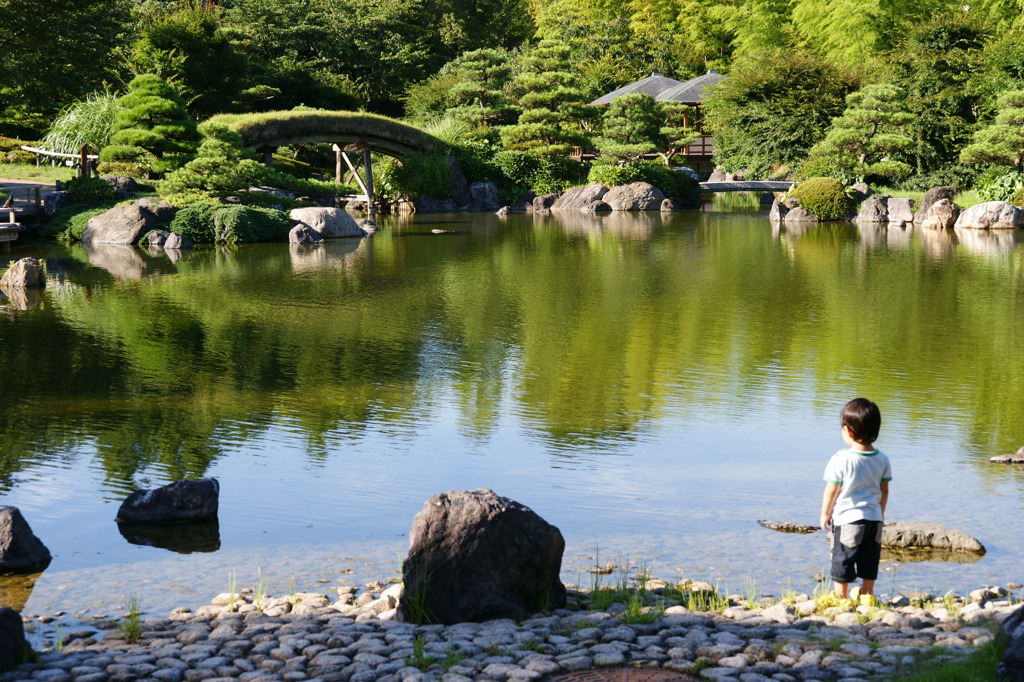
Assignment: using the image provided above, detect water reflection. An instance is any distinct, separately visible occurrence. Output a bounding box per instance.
[915,226,957,262]
[0,285,43,311]
[117,520,221,554]
[953,227,1024,258]
[82,244,178,280]
[288,240,362,273]
[0,572,43,612]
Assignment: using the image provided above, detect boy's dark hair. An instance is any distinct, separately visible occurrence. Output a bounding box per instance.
[841,398,881,445]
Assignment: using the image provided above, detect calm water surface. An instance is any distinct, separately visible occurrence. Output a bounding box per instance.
[1,206,1024,625]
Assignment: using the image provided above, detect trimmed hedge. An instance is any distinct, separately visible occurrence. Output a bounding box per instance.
[790,177,850,220]
[169,204,294,244]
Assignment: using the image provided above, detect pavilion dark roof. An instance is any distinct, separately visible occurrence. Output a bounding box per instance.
[656,70,725,104]
[588,72,684,106]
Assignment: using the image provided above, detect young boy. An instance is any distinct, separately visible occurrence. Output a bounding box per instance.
[819,398,892,606]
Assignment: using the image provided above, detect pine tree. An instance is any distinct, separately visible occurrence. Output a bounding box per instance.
[499,40,589,157]
[447,49,515,135]
[99,74,201,174]
[960,90,1024,171]
[803,83,914,182]
[595,94,663,165]
[658,100,697,165]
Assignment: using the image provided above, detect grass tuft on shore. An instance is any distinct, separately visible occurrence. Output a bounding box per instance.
[889,631,1006,681]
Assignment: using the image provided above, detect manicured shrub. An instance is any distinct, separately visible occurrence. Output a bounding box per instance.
[587,158,643,186]
[790,177,851,220]
[62,176,115,205]
[168,204,293,244]
[587,159,697,200]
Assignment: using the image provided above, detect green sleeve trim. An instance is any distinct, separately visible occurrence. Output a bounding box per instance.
[824,478,841,485]
[881,477,892,482]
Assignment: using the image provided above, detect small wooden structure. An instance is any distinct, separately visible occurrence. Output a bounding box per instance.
[0,184,44,245]
[20,145,99,178]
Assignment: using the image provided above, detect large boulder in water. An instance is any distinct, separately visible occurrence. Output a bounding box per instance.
[81,200,173,245]
[953,201,1024,229]
[914,186,958,224]
[0,258,45,289]
[603,182,665,211]
[399,489,566,625]
[855,194,890,222]
[552,184,608,212]
[116,478,220,524]
[887,197,915,226]
[289,207,363,238]
[0,506,52,573]
[0,607,27,673]
[919,198,960,229]
[881,521,985,554]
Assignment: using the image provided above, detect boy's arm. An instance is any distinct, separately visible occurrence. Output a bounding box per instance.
[820,482,840,531]
[879,480,889,520]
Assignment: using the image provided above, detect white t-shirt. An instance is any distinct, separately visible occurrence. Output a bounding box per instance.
[823,447,892,526]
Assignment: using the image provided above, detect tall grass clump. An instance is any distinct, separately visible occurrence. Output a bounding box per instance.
[115,595,142,643]
[43,91,119,156]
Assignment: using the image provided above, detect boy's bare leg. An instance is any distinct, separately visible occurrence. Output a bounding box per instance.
[833,581,849,598]
[860,579,875,595]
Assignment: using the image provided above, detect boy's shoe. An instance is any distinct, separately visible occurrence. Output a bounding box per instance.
[858,594,877,607]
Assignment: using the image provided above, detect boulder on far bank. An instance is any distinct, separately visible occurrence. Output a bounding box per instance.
[855,194,891,222]
[289,207,363,238]
[603,182,665,211]
[0,258,45,290]
[116,478,220,525]
[953,200,1024,229]
[0,506,52,574]
[991,446,1024,464]
[81,199,174,245]
[552,184,607,212]
[919,198,960,229]
[914,186,958,224]
[399,489,566,625]
[887,197,915,225]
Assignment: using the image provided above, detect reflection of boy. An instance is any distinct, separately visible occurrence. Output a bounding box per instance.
[819,398,892,605]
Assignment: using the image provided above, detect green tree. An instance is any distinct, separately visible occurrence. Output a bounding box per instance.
[595,94,664,165]
[702,49,857,177]
[803,84,914,183]
[500,41,590,158]
[441,49,516,135]
[960,90,1024,170]
[124,1,250,120]
[0,0,135,136]
[99,74,201,175]
[658,100,697,165]
[887,12,988,173]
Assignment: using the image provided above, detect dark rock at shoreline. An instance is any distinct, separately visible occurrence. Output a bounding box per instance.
[0,506,51,574]
[414,195,460,213]
[116,478,219,525]
[290,207,362,238]
[0,608,26,673]
[533,193,559,212]
[289,224,324,244]
[468,182,501,211]
[1000,605,1024,681]
[400,488,566,625]
[769,197,788,221]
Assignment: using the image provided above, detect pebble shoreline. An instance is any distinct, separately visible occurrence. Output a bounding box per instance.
[5,580,1021,682]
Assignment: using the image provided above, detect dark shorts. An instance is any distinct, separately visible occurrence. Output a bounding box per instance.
[831,520,882,583]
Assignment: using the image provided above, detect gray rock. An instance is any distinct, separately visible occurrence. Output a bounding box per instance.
[784,206,818,222]
[757,520,817,534]
[289,225,324,244]
[708,166,727,182]
[43,191,68,216]
[914,186,959,224]
[919,198,959,229]
[81,200,171,245]
[769,198,788,222]
[998,606,1024,681]
[603,182,665,211]
[468,182,501,211]
[551,185,608,212]
[990,446,1024,464]
[444,156,472,207]
[953,201,1024,229]
[887,198,914,225]
[414,195,460,213]
[164,232,193,250]
[116,478,220,524]
[882,521,984,554]
[145,230,171,246]
[661,198,680,212]
[509,192,535,213]
[856,195,890,222]
[0,506,52,573]
[0,257,45,289]
[289,208,363,238]
[580,200,611,213]
[533,193,560,212]
[358,219,377,235]
[399,489,566,625]
[102,175,139,197]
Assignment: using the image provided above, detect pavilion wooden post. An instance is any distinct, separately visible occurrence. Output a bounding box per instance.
[361,148,375,217]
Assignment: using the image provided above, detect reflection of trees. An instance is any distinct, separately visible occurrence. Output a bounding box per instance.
[2,213,1024,487]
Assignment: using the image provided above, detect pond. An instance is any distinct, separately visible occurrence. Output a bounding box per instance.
[1,205,1023,625]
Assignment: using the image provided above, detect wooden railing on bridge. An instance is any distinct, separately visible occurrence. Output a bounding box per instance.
[0,184,45,244]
